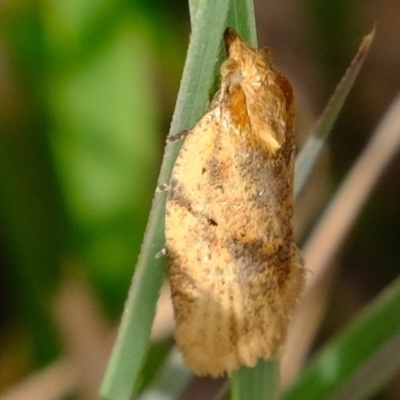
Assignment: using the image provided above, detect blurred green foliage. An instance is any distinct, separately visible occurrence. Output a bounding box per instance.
[0,0,187,376]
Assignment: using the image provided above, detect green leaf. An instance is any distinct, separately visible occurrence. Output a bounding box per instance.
[294,27,375,198]
[0,6,66,366]
[284,274,400,400]
[231,360,280,400]
[138,349,192,400]
[47,19,159,314]
[219,3,282,399]
[226,0,257,47]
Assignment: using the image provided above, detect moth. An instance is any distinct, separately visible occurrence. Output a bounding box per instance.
[165,28,305,377]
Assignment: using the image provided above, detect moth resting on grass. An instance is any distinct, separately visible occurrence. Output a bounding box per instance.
[165,28,305,377]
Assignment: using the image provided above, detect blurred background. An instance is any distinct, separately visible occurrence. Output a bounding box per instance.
[0,0,399,399]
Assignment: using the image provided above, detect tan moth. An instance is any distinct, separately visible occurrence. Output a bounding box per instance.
[165,28,305,377]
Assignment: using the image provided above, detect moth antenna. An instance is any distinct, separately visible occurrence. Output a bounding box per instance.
[168,130,189,142]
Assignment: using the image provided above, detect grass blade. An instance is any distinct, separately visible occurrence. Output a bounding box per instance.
[284,274,400,400]
[294,27,375,198]
[231,360,280,400]
[138,349,191,400]
[226,3,282,400]
[226,0,257,46]
[284,89,400,385]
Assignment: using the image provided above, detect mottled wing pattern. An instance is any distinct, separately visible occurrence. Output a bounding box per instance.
[165,28,305,377]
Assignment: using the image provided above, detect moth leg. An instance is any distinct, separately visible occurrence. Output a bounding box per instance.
[156,183,170,193]
[168,130,189,142]
[155,247,167,259]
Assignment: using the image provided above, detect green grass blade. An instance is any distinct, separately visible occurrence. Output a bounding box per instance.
[286,88,400,400]
[225,3,281,399]
[99,2,231,399]
[294,27,375,198]
[231,359,280,400]
[283,274,400,400]
[138,349,191,400]
[168,0,231,141]
[0,8,68,365]
[226,0,257,46]
[330,333,400,400]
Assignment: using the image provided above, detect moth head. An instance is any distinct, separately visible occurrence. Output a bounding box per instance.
[221,28,295,154]
[222,28,274,84]
[222,28,293,103]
